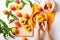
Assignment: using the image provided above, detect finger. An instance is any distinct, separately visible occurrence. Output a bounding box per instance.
[36,20,39,27]
[41,23,44,27]
[41,23,45,30]
[36,20,40,29]
[44,21,48,28]
[44,20,47,22]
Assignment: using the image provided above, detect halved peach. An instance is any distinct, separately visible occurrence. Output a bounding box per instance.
[19,18,27,25]
[12,27,19,34]
[16,5,21,10]
[24,25,31,31]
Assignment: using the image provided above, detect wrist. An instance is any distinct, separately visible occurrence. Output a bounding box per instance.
[36,29,40,32]
[36,28,40,30]
[45,29,48,32]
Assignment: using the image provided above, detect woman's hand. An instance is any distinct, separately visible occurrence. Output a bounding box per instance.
[41,21,48,32]
[36,20,40,30]
[35,20,41,40]
[41,21,53,40]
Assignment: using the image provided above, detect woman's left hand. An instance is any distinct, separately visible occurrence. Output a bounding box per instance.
[36,20,40,30]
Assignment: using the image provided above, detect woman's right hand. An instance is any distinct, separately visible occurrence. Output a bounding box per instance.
[41,21,53,40]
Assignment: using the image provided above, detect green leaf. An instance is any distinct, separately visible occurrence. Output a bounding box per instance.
[9,19,15,23]
[0,24,3,33]
[0,19,13,39]
[9,0,14,2]
[7,11,11,20]
[9,33,14,38]
[27,0,32,7]
[3,33,7,38]
[0,19,8,28]
[6,0,9,8]
[11,14,19,20]
[6,0,14,8]
[21,0,26,4]
[7,11,19,23]
[21,0,26,9]
[6,1,8,8]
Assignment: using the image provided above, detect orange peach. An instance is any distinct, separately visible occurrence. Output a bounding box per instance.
[15,0,20,4]
[16,12,22,17]
[23,14,29,19]
[14,21,21,27]
[3,9,8,14]
[10,5,16,11]
[22,37,28,40]
[44,3,52,11]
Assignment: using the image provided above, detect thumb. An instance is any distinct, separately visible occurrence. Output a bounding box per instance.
[36,20,40,29]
